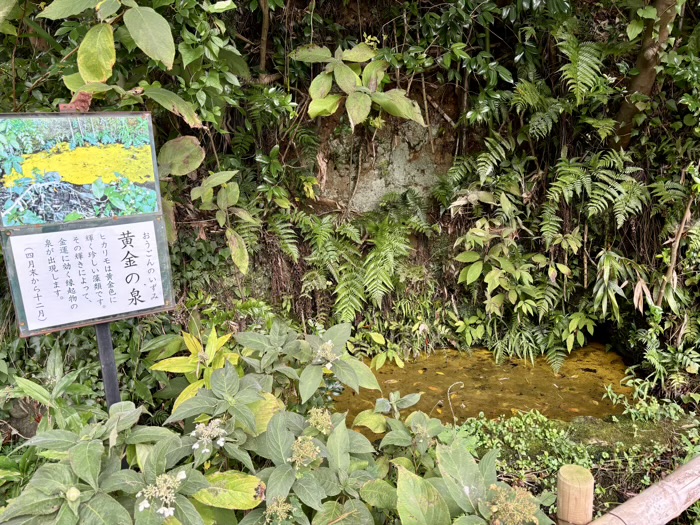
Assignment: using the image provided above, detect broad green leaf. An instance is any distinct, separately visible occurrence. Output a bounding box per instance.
[191,499,239,525]
[69,440,103,490]
[1,487,62,520]
[14,377,52,406]
[38,0,98,19]
[175,494,206,525]
[25,430,78,451]
[311,501,343,525]
[343,357,381,391]
[63,72,86,92]
[327,420,350,473]
[362,60,389,90]
[165,395,219,423]
[360,479,397,509]
[96,0,119,19]
[265,464,295,503]
[452,516,487,524]
[371,89,426,126]
[26,463,74,495]
[293,475,325,511]
[256,413,294,466]
[211,364,240,399]
[142,86,202,128]
[352,410,386,433]
[299,364,324,403]
[334,61,360,94]
[346,91,372,129]
[455,251,481,263]
[396,466,451,525]
[459,261,483,285]
[309,72,333,100]
[0,0,16,26]
[101,469,145,494]
[158,136,205,177]
[78,24,115,82]
[369,332,386,345]
[79,493,131,525]
[193,471,265,510]
[127,426,179,445]
[124,5,175,68]
[289,44,333,63]
[308,94,342,119]
[226,228,249,274]
[342,43,377,62]
[341,499,374,525]
[637,6,657,19]
[435,440,484,514]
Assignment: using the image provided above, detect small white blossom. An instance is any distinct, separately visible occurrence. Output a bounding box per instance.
[463,486,470,496]
[192,442,200,450]
[217,438,226,447]
[156,506,175,518]
[176,471,187,481]
[325,362,333,370]
[201,448,210,455]
[138,499,150,512]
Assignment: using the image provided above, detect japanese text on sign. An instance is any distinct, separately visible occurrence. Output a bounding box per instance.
[10,221,164,331]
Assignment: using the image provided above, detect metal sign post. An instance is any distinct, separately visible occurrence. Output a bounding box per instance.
[0,110,175,408]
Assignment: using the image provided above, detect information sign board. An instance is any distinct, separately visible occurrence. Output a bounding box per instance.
[0,113,174,336]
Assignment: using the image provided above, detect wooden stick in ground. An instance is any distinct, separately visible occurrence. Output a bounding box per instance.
[591,455,700,525]
[557,465,594,525]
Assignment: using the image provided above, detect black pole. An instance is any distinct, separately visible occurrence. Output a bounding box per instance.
[95,322,121,407]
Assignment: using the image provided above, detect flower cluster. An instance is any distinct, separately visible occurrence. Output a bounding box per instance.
[316,340,339,369]
[308,407,333,435]
[264,497,293,524]
[190,418,227,455]
[290,436,321,468]
[489,485,539,525]
[136,471,186,518]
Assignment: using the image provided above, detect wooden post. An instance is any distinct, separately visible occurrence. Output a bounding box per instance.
[557,465,594,525]
[591,455,700,525]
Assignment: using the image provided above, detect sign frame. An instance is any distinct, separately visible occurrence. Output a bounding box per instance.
[0,112,175,337]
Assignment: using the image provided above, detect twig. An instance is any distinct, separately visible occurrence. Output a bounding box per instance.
[329,511,356,525]
[426,94,457,128]
[422,75,434,154]
[656,195,694,306]
[345,148,362,218]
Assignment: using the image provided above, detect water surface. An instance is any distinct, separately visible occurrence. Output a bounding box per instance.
[334,344,631,422]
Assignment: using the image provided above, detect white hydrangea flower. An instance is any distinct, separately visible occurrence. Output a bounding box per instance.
[176,471,187,481]
[192,442,200,450]
[138,499,150,512]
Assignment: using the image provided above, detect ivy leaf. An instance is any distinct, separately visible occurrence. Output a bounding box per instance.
[341,43,377,63]
[158,136,205,177]
[142,86,202,128]
[309,72,333,100]
[38,0,98,19]
[626,19,645,40]
[124,5,175,69]
[333,61,360,94]
[68,440,104,490]
[636,6,657,19]
[346,91,372,130]
[371,89,426,126]
[226,228,249,274]
[308,94,343,119]
[289,44,333,63]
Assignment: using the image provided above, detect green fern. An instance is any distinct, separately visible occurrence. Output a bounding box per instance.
[557,33,604,106]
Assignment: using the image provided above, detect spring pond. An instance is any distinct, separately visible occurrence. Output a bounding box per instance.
[334,343,631,423]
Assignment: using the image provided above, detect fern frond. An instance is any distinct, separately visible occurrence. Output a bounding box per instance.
[557,33,604,106]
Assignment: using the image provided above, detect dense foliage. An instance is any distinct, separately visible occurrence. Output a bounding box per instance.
[2,0,700,522]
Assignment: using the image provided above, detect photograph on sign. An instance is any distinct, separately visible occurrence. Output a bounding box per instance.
[8,220,167,333]
[0,114,158,228]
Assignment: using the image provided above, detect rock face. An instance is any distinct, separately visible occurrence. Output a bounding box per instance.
[318,119,454,213]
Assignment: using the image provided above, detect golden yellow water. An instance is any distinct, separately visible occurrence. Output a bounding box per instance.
[2,142,155,187]
[335,344,631,423]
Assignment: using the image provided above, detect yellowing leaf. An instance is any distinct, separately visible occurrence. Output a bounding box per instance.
[342,43,377,62]
[369,332,386,346]
[150,356,198,373]
[123,5,175,68]
[248,392,284,436]
[333,61,360,94]
[309,72,333,100]
[78,24,115,83]
[172,379,205,412]
[308,94,342,119]
[346,91,372,130]
[226,228,249,274]
[183,332,202,356]
[194,471,265,510]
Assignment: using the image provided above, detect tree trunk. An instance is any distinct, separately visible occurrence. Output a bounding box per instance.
[259,0,270,72]
[610,0,678,150]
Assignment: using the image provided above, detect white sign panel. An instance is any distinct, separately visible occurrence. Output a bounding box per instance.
[10,220,164,331]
